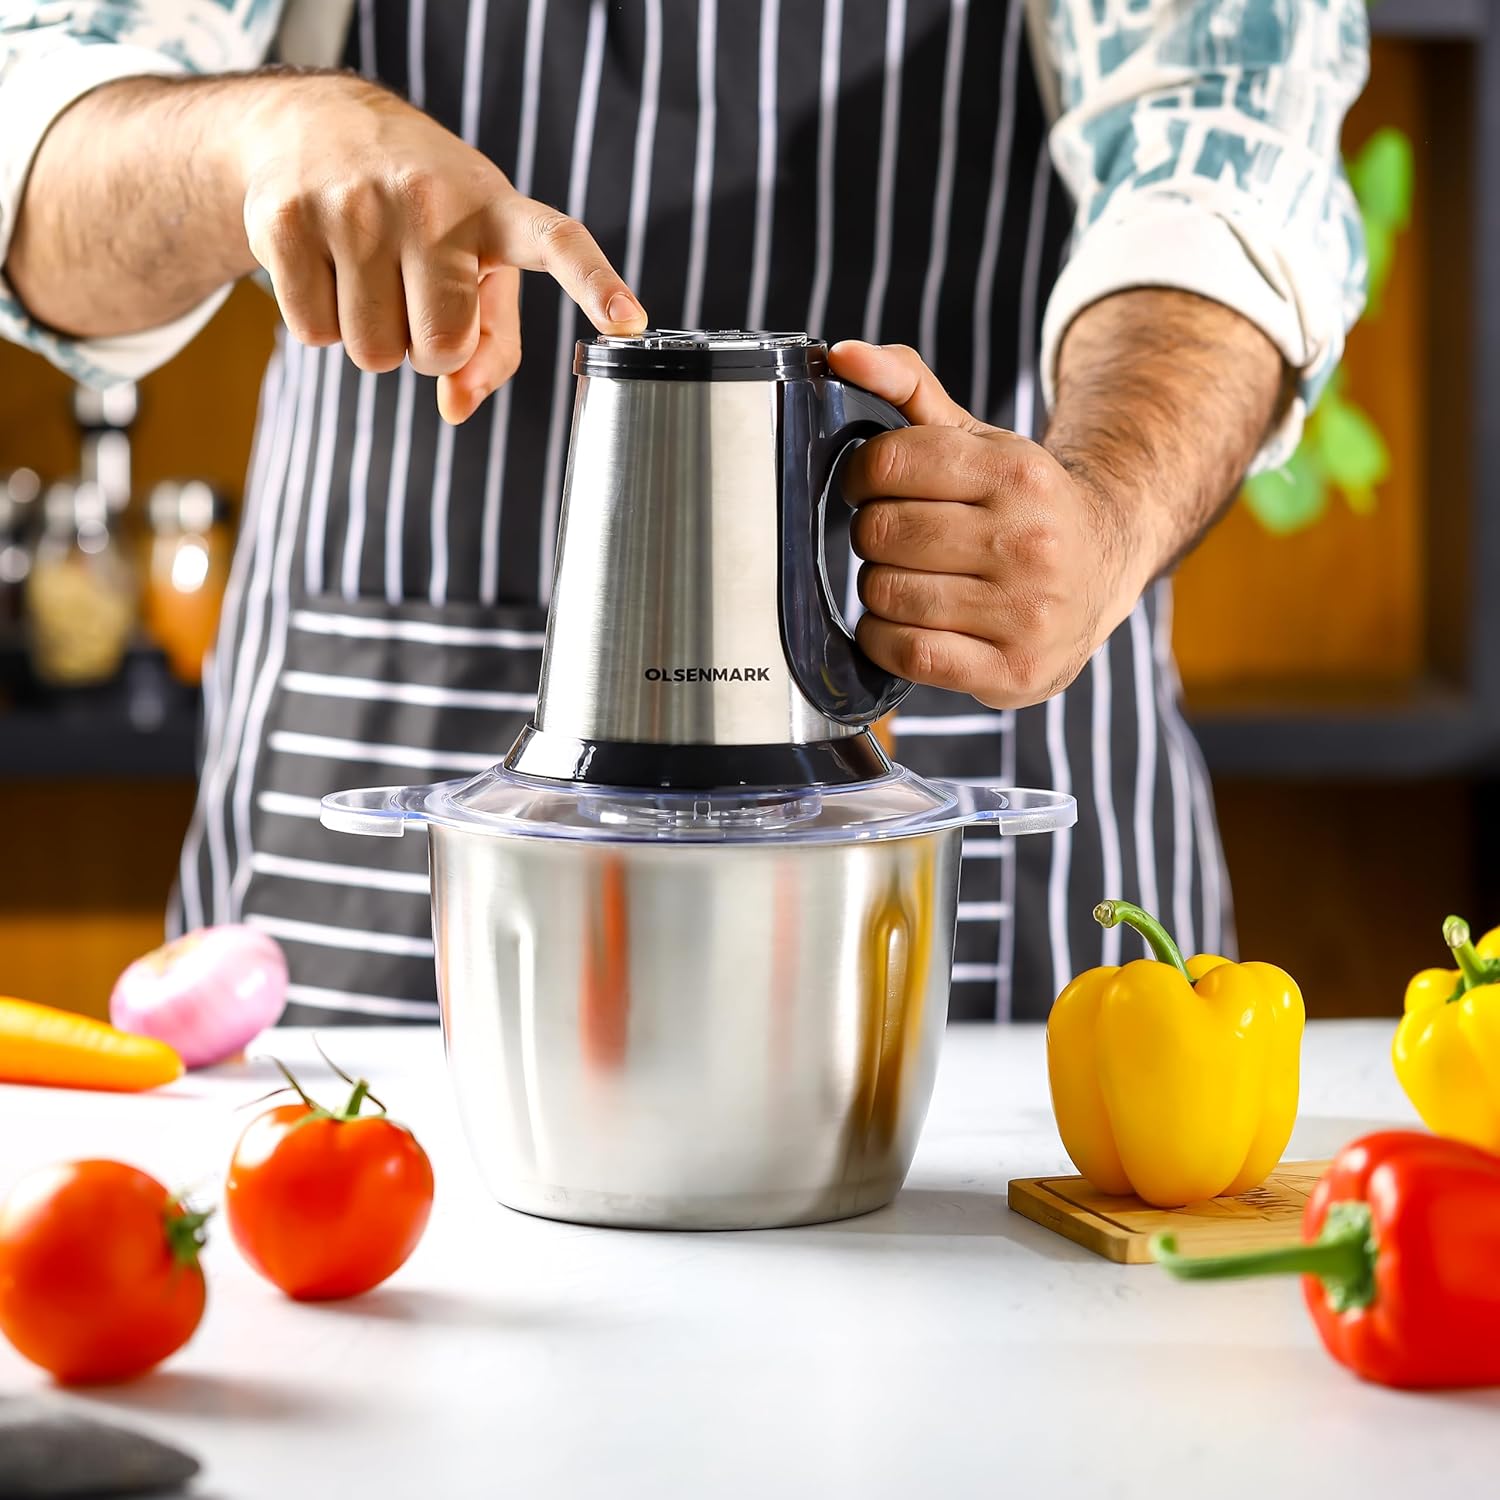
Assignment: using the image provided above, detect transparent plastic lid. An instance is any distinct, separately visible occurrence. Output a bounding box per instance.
[321,764,1077,846]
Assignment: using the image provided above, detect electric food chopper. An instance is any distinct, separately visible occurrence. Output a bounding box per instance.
[322,331,1076,1229]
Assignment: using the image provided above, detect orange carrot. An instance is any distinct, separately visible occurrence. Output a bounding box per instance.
[0,997,183,1092]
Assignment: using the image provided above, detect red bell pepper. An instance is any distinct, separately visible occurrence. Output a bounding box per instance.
[1151,1130,1500,1389]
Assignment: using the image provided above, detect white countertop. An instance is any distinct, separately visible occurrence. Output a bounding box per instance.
[1,1021,1494,1499]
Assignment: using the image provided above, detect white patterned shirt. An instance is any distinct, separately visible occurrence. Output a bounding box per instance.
[0,0,1368,467]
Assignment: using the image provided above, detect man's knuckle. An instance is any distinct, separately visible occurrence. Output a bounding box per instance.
[863,566,903,617]
[428,323,472,356]
[532,209,581,251]
[322,178,386,240]
[1014,522,1062,573]
[391,166,440,222]
[344,324,406,372]
[1025,591,1054,633]
[1006,449,1054,496]
[855,503,897,558]
[890,628,960,687]
[323,178,369,220]
[946,445,987,498]
[977,519,1010,570]
[348,348,405,375]
[580,264,615,295]
[898,631,939,682]
[864,436,909,495]
[290,313,340,346]
[412,296,474,355]
[250,194,310,258]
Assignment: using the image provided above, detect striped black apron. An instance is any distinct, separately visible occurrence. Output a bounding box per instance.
[172,0,1232,1023]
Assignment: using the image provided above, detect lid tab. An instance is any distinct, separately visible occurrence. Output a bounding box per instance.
[320,785,409,838]
[320,765,1077,847]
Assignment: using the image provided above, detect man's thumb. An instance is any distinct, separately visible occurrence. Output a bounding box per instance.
[827,340,985,432]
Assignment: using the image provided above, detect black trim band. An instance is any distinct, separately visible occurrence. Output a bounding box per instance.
[575,331,829,382]
[502,724,892,789]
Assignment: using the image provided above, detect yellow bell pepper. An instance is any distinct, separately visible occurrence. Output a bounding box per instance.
[1046,900,1306,1208]
[1392,916,1500,1153]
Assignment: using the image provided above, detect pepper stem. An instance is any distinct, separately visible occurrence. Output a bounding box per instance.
[1150,1201,1378,1313]
[1093,900,1193,982]
[1443,915,1495,996]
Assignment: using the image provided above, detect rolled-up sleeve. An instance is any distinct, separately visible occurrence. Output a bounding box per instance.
[1037,0,1370,469]
[0,1,283,385]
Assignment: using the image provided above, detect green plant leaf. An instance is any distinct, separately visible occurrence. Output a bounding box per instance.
[1363,222,1394,316]
[1243,448,1327,535]
[1343,483,1377,515]
[1348,127,1414,232]
[1315,393,1389,491]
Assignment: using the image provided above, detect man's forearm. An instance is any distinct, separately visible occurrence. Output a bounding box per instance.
[1044,288,1291,596]
[6,65,645,418]
[6,74,263,339]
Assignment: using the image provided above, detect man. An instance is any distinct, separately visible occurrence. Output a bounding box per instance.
[0,0,1367,1022]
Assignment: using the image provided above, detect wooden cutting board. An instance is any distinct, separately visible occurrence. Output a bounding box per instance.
[1007,1161,1330,1264]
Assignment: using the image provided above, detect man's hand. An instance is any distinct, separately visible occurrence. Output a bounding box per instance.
[236,74,646,422]
[831,292,1285,707]
[6,72,648,423]
[832,340,1145,709]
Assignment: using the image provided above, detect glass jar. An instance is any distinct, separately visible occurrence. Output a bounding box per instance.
[26,481,138,687]
[142,481,230,685]
[0,468,41,641]
[74,380,137,523]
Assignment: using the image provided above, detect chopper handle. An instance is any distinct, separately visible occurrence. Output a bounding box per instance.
[778,377,915,726]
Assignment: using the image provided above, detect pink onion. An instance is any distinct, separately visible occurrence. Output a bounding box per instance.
[110,926,288,1068]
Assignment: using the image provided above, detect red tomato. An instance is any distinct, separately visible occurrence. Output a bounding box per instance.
[226,1079,434,1301]
[0,1160,207,1384]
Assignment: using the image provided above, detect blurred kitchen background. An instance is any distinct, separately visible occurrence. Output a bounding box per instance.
[1,13,1494,1021]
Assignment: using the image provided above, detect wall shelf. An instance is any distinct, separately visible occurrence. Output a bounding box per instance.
[1188,685,1481,779]
[0,706,197,779]
[0,650,199,779]
[1372,0,1487,39]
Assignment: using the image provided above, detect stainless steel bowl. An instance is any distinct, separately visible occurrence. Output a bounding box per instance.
[322,773,1074,1230]
[429,823,961,1229]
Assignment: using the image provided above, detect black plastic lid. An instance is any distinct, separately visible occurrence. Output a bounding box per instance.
[575,330,828,382]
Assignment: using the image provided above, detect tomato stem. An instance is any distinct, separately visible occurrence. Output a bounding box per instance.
[271,1058,319,1111]
[309,1037,386,1117]
[238,1081,298,1112]
[164,1198,213,1269]
[314,1032,358,1088]
[268,1055,393,1129]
